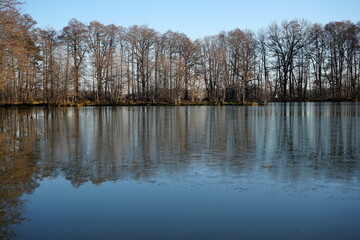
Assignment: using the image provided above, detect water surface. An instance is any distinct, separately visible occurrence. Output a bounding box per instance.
[1,103,360,239]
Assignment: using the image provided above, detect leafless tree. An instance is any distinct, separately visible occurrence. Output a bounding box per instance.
[60,19,88,100]
[1,4,360,104]
[266,19,311,101]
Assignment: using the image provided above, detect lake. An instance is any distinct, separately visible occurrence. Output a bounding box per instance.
[1,103,360,240]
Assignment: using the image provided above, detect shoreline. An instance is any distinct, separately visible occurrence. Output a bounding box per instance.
[0,99,358,107]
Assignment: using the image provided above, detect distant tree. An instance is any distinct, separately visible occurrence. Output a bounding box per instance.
[2,2,360,104]
[256,29,272,101]
[0,0,38,103]
[161,30,182,102]
[227,29,256,102]
[124,25,157,101]
[308,24,326,99]
[178,36,202,101]
[201,33,229,103]
[60,19,88,100]
[38,28,59,102]
[86,21,118,101]
[266,19,311,101]
[324,21,359,99]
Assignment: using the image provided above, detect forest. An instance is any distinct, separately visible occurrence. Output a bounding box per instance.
[1,0,360,105]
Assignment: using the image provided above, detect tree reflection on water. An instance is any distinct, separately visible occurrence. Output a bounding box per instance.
[0,109,40,239]
[0,103,359,239]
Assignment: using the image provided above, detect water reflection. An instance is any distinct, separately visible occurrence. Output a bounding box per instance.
[0,103,360,239]
[0,109,40,239]
[1,104,360,185]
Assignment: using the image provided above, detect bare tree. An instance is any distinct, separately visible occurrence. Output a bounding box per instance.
[124,25,157,101]
[1,4,360,105]
[308,24,326,99]
[38,28,59,102]
[0,0,38,103]
[267,20,310,101]
[87,21,118,101]
[60,19,87,100]
[256,29,272,101]
[202,35,224,102]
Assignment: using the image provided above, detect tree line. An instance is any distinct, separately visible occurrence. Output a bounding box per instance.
[1,0,360,104]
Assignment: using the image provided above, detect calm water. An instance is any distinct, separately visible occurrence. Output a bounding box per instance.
[1,103,360,240]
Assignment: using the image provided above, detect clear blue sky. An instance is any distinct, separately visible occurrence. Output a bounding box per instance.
[24,0,360,39]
